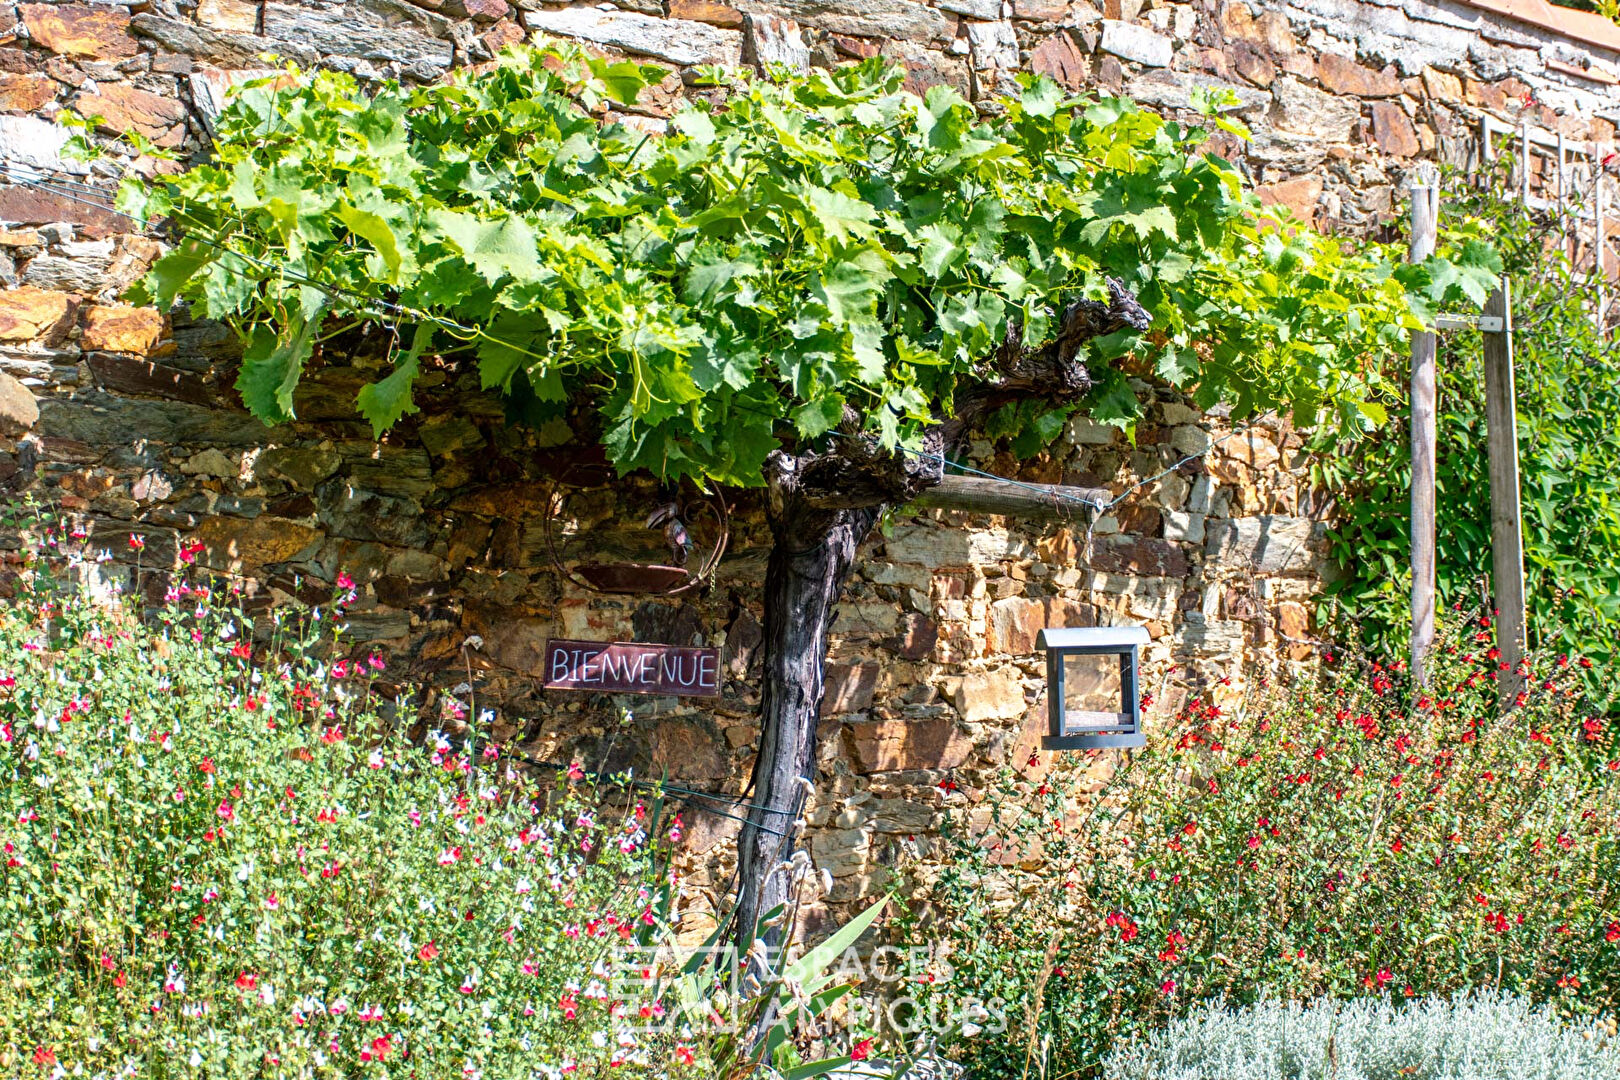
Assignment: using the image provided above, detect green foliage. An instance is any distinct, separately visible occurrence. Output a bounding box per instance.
[1318,166,1620,695]
[125,44,1448,487]
[902,620,1620,1078]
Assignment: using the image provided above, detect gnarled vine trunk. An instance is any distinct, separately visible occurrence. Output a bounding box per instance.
[731,280,1152,970]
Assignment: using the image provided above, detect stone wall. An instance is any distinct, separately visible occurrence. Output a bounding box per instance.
[0,0,1615,932]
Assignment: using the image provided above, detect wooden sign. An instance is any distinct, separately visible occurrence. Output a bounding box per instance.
[543,639,722,698]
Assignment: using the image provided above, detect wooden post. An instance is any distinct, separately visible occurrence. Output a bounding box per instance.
[1481,278,1527,704]
[1598,155,1607,334]
[1520,121,1532,205]
[1408,181,1439,685]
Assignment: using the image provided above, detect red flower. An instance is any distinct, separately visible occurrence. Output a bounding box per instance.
[235,972,257,991]
[566,762,585,782]
[1606,922,1619,943]
[230,641,251,660]
[675,1046,695,1066]
[32,1047,55,1066]
[128,534,145,550]
[418,941,440,962]
[179,538,205,565]
[851,1039,872,1062]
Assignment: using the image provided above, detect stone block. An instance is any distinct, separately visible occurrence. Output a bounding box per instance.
[834,600,900,636]
[1204,515,1318,574]
[1222,428,1280,470]
[967,20,1019,71]
[0,74,56,112]
[1315,51,1400,96]
[19,3,138,59]
[650,718,730,780]
[193,515,324,569]
[1163,510,1205,543]
[86,354,212,406]
[1043,596,1095,629]
[846,717,974,773]
[1230,42,1275,87]
[1089,536,1189,578]
[1030,29,1089,90]
[0,115,89,177]
[81,305,164,354]
[1164,425,1206,455]
[418,414,486,457]
[0,286,76,343]
[261,1,456,78]
[987,596,1043,654]
[1256,175,1322,225]
[1177,612,1244,657]
[522,8,742,66]
[1271,76,1361,141]
[810,827,870,876]
[669,0,745,27]
[880,38,971,96]
[1066,415,1119,445]
[257,445,343,489]
[871,799,935,833]
[944,668,1026,722]
[1220,2,1295,55]
[824,660,880,714]
[196,0,260,32]
[1099,19,1171,67]
[1370,100,1419,157]
[131,15,301,69]
[1421,65,1462,102]
[742,14,809,71]
[0,370,37,437]
[882,612,938,660]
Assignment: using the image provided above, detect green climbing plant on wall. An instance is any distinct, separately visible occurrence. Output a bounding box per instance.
[1318,161,1620,702]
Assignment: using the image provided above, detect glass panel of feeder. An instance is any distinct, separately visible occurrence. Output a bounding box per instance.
[1060,652,1129,731]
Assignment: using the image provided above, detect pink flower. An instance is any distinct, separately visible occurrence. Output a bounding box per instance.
[1160,979,1176,995]
[336,572,354,591]
[216,800,235,822]
[264,893,280,910]
[566,762,585,782]
[367,654,386,671]
[179,539,204,565]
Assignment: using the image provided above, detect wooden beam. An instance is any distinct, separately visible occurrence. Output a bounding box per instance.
[1409,181,1440,685]
[1482,278,1527,704]
[910,474,1111,522]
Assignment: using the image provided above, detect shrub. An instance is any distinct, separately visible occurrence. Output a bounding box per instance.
[1101,991,1620,1080]
[904,618,1620,1078]
[0,520,686,1077]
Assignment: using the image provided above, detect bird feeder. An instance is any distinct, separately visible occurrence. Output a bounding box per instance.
[1037,626,1149,750]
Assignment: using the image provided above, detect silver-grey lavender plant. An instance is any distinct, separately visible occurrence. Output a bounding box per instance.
[1102,991,1620,1080]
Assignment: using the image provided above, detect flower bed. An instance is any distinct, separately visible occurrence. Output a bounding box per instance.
[908,618,1620,1077]
[0,521,686,1077]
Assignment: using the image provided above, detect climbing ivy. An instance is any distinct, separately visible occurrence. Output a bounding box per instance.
[116,44,1495,485]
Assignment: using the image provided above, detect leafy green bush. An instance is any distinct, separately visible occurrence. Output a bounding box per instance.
[1318,162,1620,692]
[0,518,687,1077]
[903,619,1620,1078]
[1102,991,1620,1080]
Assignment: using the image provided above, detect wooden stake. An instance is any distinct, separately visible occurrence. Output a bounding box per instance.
[1408,182,1439,685]
[1481,278,1527,704]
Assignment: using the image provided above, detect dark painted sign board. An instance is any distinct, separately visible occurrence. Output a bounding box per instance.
[542,639,722,697]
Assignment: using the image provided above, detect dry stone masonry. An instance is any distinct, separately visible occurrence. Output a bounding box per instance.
[0,0,1616,931]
